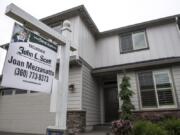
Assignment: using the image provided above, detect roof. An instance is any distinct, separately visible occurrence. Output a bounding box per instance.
[1,6,180,48]
[41,5,180,38]
[92,57,180,76]
[41,5,99,37]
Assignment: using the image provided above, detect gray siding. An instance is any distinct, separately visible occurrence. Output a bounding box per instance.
[68,66,82,110]
[0,67,82,134]
[117,72,140,111]
[53,16,79,49]
[78,17,96,67]
[53,16,79,56]
[0,94,54,134]
[82,65,100,126]
[95,23,180,68]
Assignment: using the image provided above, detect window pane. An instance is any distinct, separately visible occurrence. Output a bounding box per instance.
[138,71,157,107]
[2,89,13,96]
[30,91,38,93]
[154,73,171,89]
[138,71,154,90]
[141,90,157,107]
[133,31,147,50]
[15,89,27,94]
[157,89,174,105]
[121,34,133,52]
[154,72,174,106]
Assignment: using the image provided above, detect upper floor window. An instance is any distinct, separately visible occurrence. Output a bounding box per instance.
[138,70,176,109]
[120,31,148,53]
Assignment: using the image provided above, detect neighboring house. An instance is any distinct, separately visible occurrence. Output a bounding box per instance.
[0,5,180,134]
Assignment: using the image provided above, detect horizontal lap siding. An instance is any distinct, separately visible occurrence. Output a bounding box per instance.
[0,94,55,134]
[0,67,82,134]
[82,65,100,126]
[68,66,82,110]
[117,72,140,111]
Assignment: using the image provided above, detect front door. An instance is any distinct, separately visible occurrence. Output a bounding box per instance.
[104,87,119,122]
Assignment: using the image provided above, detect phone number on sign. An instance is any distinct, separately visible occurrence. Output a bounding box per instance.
[14,68,49,82]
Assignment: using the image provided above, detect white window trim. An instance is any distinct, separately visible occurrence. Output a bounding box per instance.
[138,69,177,110]
[132,31,148,50]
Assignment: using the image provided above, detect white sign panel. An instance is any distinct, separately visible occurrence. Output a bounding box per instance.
[1,23,57,93]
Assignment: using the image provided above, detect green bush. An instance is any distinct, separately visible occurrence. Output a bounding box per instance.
[133,121,167,135]
[160,118,180,135]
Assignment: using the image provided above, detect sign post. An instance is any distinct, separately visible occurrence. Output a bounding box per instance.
[48,20,72,135]
[56,20,71,129]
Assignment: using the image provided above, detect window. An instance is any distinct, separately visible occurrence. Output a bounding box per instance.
[30,91,38,93]
[120,31,148,53]
[15,89,27,94]
[138,70,176,109]
[1,89,13,96]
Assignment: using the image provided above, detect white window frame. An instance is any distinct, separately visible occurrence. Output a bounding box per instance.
[132,31,148,50]
[138,69,177,110]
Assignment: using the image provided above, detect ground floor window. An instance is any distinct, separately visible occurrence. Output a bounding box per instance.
[15,89,27,94]
[138,70,176,109]
[1,89,13,96]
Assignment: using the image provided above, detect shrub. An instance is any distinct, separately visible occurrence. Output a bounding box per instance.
[112,119,133,135]
[133,121,167,135]
[119,75,134,120]
[160,118,180,135]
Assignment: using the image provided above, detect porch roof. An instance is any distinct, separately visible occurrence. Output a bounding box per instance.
[92,57,180,76]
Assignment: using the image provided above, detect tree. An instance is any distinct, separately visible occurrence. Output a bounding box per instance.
[119,74,135,120]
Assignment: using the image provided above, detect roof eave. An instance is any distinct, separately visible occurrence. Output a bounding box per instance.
[98,14,179,38]
[40,5,99,37]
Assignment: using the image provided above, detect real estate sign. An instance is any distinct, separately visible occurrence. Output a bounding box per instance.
[1,23,57,93]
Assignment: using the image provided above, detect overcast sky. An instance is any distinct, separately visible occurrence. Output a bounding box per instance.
[0,0,180,74]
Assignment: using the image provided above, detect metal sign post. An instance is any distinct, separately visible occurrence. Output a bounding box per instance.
[4,3,73,134]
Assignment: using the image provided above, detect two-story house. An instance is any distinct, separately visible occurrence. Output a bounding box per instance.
[0,5,180,134]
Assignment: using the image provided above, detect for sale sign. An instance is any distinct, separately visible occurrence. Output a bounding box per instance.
[1,23,57,93]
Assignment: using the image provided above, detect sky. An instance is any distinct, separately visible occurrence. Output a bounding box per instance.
[0,0,180,74]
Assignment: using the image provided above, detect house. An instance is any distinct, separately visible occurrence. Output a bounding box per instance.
[1,5,180,134]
